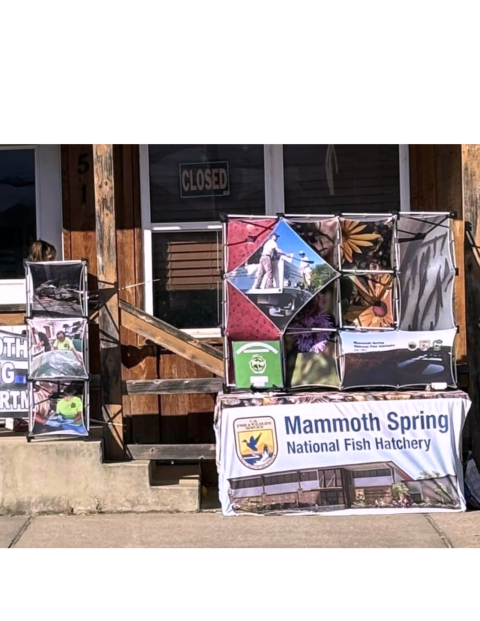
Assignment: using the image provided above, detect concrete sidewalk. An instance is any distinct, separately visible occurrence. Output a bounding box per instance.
[2,510,480,548]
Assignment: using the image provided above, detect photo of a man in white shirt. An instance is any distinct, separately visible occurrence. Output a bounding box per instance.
[253,234,291,289]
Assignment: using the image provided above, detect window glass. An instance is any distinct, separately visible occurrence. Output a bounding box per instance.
[149,144,265,223]
[283,145,400,214]
[300,470,317,482]
[322,490,343,505]
[152,231,222,329]
[352,468,391,478]
[0,149,36,279]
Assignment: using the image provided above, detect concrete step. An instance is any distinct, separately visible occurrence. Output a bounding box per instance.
[0,437,201,516]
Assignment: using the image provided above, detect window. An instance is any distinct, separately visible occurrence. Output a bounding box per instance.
[231,477,263,490]
[317,468,343,488]
[141,145,409,334]
[321,490,344,506]
[264,472,299,487]
[283,145,405,214]
[148,144,265,223]
[300,470,318,482]
[0,149,36,279]
[152,231,221,329]
[352,468,392,479]
[142,144,265,333]
[0,145,63,306]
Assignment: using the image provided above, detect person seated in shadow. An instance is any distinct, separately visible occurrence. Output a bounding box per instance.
[28,240,57,262]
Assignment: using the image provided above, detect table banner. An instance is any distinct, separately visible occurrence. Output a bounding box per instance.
[215,390,470,516]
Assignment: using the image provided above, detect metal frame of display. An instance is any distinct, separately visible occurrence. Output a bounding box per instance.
[222,211,458,393]
[25,260,90,440]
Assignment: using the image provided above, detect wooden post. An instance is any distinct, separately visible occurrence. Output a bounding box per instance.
[93,144,124,460]
[463,145,480,469]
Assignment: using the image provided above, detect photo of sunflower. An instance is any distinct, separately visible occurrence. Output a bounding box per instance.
[340,218,394,270]
[342,274,394,328]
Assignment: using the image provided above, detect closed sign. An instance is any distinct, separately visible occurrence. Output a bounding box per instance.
[180,161,230,198]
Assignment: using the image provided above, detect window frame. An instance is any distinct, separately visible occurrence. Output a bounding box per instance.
[0,144,63,307]
[140,144,410,337]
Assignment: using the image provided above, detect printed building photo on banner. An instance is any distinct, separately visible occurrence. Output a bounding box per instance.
[228,462,462,515]
[27,318,88,380]
[226,218,339,331]
[29,380,88,437]
[26,261,87,318]
[341,273,395,329]
[340,216,395,271]
[0,327,29,416]
[290,217,340,268]
[397,214,455,331]
[341,329,456,389]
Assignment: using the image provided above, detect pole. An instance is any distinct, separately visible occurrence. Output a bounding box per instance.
[93,144,124,460]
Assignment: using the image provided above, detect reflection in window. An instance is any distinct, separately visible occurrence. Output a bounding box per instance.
[152,232,222,329]
[283,145,400,214]
[0,149,36,279]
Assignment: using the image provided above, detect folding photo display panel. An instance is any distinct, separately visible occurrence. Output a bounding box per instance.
[224,213,457,391]
[283,282,341,388]
[289,217,340,269]
[287,281,339,329]
[26,261,88,318]
[225,217,278,273]
[341,274,396,329]
[284,332,340,389]
[340,216,395,271]
[397,214,455,331]
[27,318,89,380]
[28,380,89,438]
[225,217,339,333]
[341,329,457,390]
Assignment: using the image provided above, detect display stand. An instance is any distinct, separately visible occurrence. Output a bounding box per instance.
[222,212,458,391]
[216,212,469,517]
[25,261,90,439]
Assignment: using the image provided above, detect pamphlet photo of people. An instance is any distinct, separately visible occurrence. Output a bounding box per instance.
[30,380,87,437]
[27,318,88,380]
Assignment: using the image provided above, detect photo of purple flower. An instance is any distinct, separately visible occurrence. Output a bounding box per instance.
[289,310,334,353]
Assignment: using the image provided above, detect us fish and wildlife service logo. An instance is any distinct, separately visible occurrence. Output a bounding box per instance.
[234,416,277,470]
[249,354,266,374]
